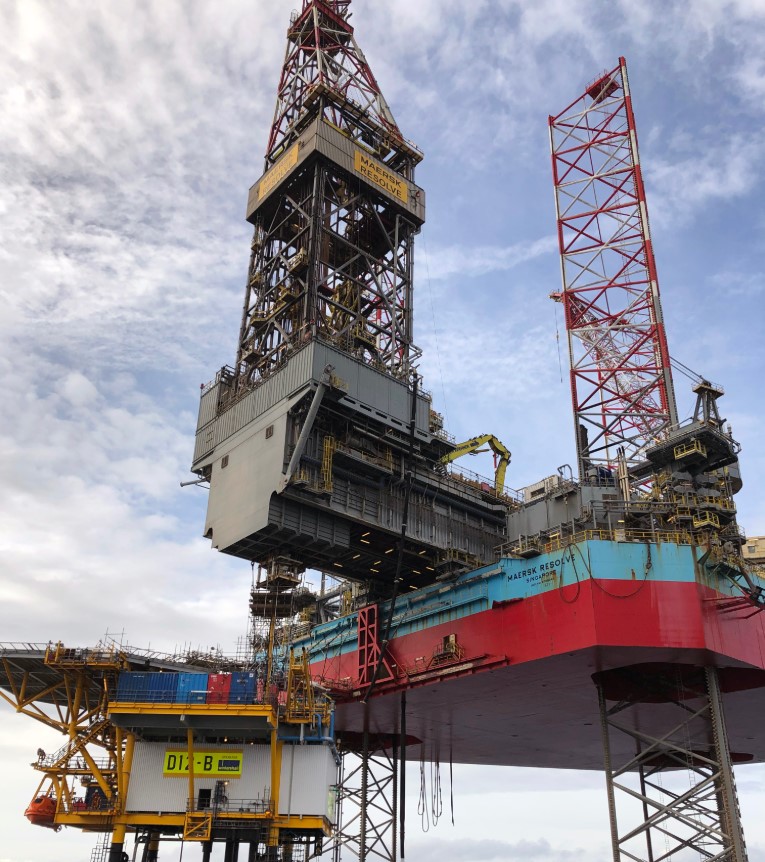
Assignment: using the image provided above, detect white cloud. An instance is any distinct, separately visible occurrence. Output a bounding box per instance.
[734,55,765,101]
[647,135,763,227]
[59,371,99,407]
[709,270,765,298]
[407,837,589,861]
[420,236,557,282]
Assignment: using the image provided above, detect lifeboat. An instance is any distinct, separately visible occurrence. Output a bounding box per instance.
[24,795,60,831]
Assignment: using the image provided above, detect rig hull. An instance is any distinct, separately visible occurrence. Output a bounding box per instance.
[301,540,765,768]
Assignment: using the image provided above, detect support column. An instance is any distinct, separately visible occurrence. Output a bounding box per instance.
[332,718,398,861]
[224,837,240,862]
[201,840,213,862]
[267,724,282,856]
[187,727,196,815]
[359,710,369,862]
[707,667,749,862]
[596,664,749,862]
[108,823,127,862]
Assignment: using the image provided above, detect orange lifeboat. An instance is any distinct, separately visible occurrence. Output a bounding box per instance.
[24,795,60,831]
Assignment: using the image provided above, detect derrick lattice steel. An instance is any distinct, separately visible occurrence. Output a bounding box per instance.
[235,0,423,391]
[266,0,400,167]
[550,58,678,479]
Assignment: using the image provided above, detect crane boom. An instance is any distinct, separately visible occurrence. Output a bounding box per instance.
[551,290,672,462]
[549,58,678,480]
[440,434,511,492]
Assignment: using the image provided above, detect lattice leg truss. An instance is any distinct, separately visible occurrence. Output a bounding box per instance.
[331,730,398,861]
[598,667,748,862]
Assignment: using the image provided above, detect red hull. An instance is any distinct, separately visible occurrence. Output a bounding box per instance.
[310,580,765,768]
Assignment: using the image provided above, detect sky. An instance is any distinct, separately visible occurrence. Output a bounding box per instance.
[1,0,765,860]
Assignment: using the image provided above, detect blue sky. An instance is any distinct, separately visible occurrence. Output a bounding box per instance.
[1,1,765,860]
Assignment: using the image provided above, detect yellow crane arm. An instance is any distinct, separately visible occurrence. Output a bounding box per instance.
[439,434,511,492]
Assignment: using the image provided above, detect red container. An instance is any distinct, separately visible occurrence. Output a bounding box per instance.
[206,673,232,704]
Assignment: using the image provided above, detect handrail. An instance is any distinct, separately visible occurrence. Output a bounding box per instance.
[444,464,524,504]
[0,641,54,654]
[507,527,710,557]
[35,720,112,770]
[187,797,273,815]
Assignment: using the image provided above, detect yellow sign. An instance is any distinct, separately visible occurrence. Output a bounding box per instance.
[354,150,408,204]
[258,144,299,200]
[163,751,243,778]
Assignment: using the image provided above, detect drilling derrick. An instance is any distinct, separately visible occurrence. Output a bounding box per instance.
[192,0,511,590]
[238,0,421,386]
[549,58,677,479]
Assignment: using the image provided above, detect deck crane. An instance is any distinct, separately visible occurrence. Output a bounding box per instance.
[438,434,511,493]
[550,290,668,466]
[550,59,744,553]
[551,292,734,468]
[549,57,677,482]
[554,289,743,533]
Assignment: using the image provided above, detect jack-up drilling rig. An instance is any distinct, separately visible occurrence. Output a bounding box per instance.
[191,27,765,862]
[2,7,765,862]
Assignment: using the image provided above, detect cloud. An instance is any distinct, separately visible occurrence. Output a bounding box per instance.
[0,0,285,656]
[0,356,249,647]
[647,135,763,228]
[734,55,765,103]
[59,371,100,407]
[709,270,765,298]
[407,837,589,862]
[419,236,557,283]
[452,766,604,795]
[0,0,292,378]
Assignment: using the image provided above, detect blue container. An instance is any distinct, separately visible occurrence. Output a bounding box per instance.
[115,672,149,702]
[229,671,257,704]
[147,672,178,703]
[177,672,208,704]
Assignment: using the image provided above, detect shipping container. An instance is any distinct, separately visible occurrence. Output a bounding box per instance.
[229,671,256,704]
[207,673,232,704]
[177,672,208,705]
[147,673,178,704]
[115,672,150,702]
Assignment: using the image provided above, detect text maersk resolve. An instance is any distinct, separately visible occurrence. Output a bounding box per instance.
[508,557,564,581]
[354,150,408,204]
